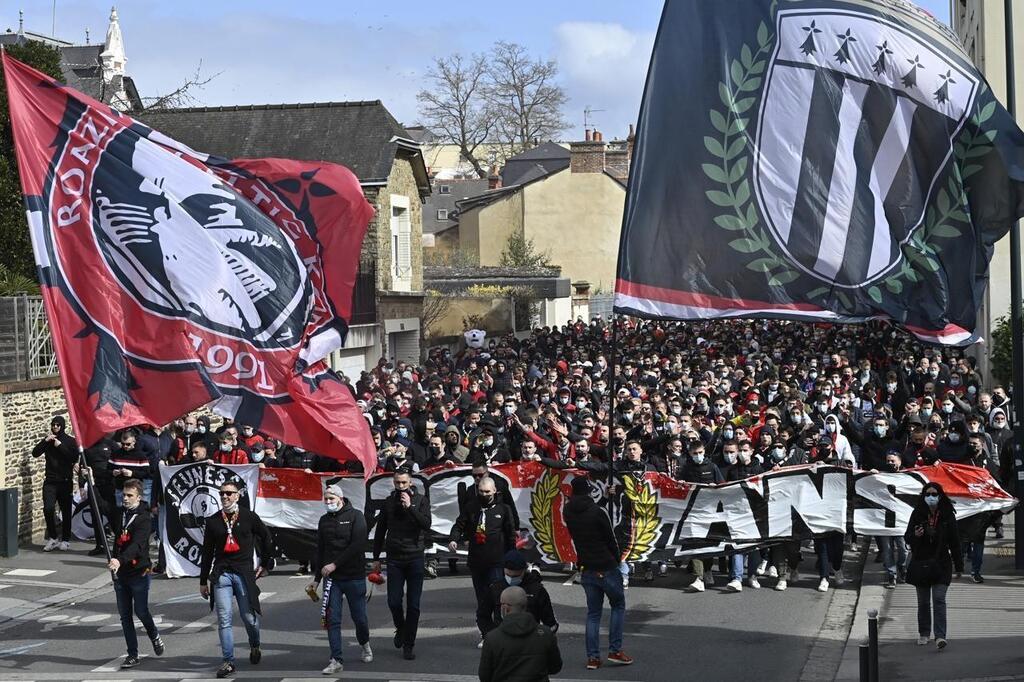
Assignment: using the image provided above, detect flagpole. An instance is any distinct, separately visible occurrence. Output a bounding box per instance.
[1002,0,1024,571]
[79,447,116,583]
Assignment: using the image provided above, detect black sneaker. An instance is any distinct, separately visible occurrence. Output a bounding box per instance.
[249,646,262,664]
[403,645,416,660]
[151,636,165,656]
[971,574,984,584]
[216,662,235,678]
[121,655,140,669]
[884,575,896,589]
[995,527,1005,539]
[394,628,403,649]
[88,547,106,557]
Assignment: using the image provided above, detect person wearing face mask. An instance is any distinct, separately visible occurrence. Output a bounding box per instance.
[199,481,273,679]
[935,420,970,464]
[422,434,458,468]
[310,481,371,674]
[109,478,164,669]
[987,407,1013,490]
[448,477,516,648]
[372,469,432,660]
[479,586,563,682]
[724,445,764,591]
[444,424,470,461]
[237,425,263,451]
[32,415,79,552]
[905,483,962,650]
[393,418,428,467]
[488,551,558,632]
[821,414,856,467]
[873,451,909,588]
[213,433,250,465]
[845,414,899,471]
[677,443,724,593]
[469,425,511,465]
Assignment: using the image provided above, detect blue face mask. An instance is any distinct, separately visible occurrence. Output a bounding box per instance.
[397,427,408,438]
[924,494,939,508]
[505,574,523,586]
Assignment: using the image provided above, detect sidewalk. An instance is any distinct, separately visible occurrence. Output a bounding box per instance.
[837,518,1024,681]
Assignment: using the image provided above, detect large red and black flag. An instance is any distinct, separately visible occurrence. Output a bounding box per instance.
[615,0,1024,345]
[2,53,376,472]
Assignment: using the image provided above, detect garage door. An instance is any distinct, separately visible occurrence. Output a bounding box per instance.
[389,329,420,366]
[330,348,367,380]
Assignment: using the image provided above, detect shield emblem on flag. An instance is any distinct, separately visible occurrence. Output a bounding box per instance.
[753,7,980,288]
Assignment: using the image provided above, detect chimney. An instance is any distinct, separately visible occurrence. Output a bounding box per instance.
[488,166,502,189]
[570,130,606,174]
[585,128,592,142]
[604,144,629,181]
[626,123,635,164]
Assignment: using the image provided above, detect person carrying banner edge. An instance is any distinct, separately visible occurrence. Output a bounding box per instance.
[108,478,165,668]
[373,468,432,661]
[199,480,273,679]
[310,478,372,674]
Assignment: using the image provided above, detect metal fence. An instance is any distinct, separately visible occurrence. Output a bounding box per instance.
[0,296,58,382]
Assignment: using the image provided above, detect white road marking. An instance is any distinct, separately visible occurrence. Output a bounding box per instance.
[91,653,148,672]
[4,569,56,577]
[0,641,46,657]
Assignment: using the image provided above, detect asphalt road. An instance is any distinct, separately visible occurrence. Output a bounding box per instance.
[0,542,853,681]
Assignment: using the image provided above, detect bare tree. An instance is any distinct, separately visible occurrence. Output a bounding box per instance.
[138,61,221,111]
[417,53,496,179]
[485,42,568,156]
[421,290,453,340]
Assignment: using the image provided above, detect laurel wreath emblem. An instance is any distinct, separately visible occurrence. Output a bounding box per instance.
[703,16,998,310]
[529,468,562,563]
[620,474,660,562]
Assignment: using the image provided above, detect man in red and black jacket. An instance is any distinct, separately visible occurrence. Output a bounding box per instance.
[108,478,164,668]
[213,433,250,465]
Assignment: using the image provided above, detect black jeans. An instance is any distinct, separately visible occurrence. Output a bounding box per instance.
[43,481,73,541]
[470,564,504,635]
[387,558,425,647]
[113,573,159,657]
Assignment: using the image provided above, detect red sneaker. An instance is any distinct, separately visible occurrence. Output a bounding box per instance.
[586,657,601,670]
[607,651,634,665]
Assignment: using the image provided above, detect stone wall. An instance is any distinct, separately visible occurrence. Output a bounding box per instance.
[372,156,425,293]
[0,378,69,544]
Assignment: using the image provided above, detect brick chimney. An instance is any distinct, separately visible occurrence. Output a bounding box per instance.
[570,129,606,173]
[488,166,502,189]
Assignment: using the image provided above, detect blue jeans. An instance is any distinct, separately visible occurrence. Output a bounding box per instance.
[962,540,984,575]
[470,564,504,635]
[878,536,908,578]
[112,573,159,657]
[580,568,625,660]
[730,552,757,581]
[814,534,844,579]
[916,583,948,639]
[387,558,424,647]
[213,572,261,663]
[325,577,369,663]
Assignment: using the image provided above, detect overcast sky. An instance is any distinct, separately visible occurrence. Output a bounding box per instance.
[8,0,951,142]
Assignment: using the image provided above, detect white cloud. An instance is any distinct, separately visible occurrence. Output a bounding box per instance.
[555,21,655,138]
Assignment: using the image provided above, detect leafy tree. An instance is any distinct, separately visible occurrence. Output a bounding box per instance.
[991,313,1019,387]
[0,40,63,283]
[499,231,552,268]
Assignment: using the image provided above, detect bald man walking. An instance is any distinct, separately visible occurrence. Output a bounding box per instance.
[478,586,562,682]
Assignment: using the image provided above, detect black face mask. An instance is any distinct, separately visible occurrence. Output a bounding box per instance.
[887,463,900,472]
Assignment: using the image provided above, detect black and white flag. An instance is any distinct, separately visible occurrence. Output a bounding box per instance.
[616,0,1024,344]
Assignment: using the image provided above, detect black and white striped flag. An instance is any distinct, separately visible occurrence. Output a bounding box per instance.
[616,0,1024,345]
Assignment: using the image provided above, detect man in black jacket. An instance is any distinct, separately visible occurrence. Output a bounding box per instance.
[311,480,371,675]
[372,469,432,660]
[563,476,633,670]
[449,476,515,647]
[199,480,273,679]
[479,586,562,682]
[32,415,78,551]
[109,478,164,669]
[489,550,558,632]
[82,435,117,557]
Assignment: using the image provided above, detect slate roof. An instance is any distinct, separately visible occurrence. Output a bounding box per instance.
[423,178,489,235]
[137,101,428,188]
[500,141,569,186]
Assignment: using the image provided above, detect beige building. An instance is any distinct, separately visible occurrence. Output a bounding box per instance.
[455,132,630,292]
[952,1,1024,368]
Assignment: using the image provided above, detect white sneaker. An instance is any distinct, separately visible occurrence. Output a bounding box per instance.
[746,576,761,589]
[688,577,705,593]
[767,565,779,578]
[477,636,484,649]
[623,574,629,590]
[756,560,768,576]
[58,541,70,551]
[658,561,668,576]
[43,539,58,552]
[817,578,829,592]
[361,643,373,663]
[775,579,788,591]
[322,659,343,674]
[726,579,743,592]
[916,636,928,646]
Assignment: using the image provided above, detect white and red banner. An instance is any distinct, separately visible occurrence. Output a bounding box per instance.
[250,461,1017,565]
[3,53,375,471]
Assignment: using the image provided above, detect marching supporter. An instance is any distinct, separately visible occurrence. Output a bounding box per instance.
[488,550,558,632]
[238,424,263,451]
[311,480,371,674]
[373,469,432,660]
[214,432,250,465]
[874,450,909,588]
[81,434,117,556]
[254,439,282,468]
[109,478,164,669]
[479,586,562,682]
[676,440,723,592]
[448,476,516,648]
[563,475,632,670]
[111,428,156,508]
[725,443,764,590]
[32,415,78,552]
[199,480,274,679]
[906,482,962,650]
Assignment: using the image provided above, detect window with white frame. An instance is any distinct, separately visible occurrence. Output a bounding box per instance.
[437,209,449,221]
[390,195,412,291]
[439,185,451,194]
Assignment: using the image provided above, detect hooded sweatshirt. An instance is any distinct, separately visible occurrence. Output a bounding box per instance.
[823,414,855,466]
[31,416,78,483]
[478,611,562,682]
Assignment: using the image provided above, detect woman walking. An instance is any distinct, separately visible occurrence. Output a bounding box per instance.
[905,482,963,650]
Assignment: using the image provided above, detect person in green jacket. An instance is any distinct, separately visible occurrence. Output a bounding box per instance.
[478,586,562,682]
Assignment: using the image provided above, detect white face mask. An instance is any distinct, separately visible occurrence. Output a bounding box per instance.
[220,443,232,452]
[222,501,239,514]
[724,452,738,465]
[772,447,786,460]
[325,501,341,513]
[691,454,705,465]
[198,425,207,434]
[251,451,265,463]
[825,422,837,433]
